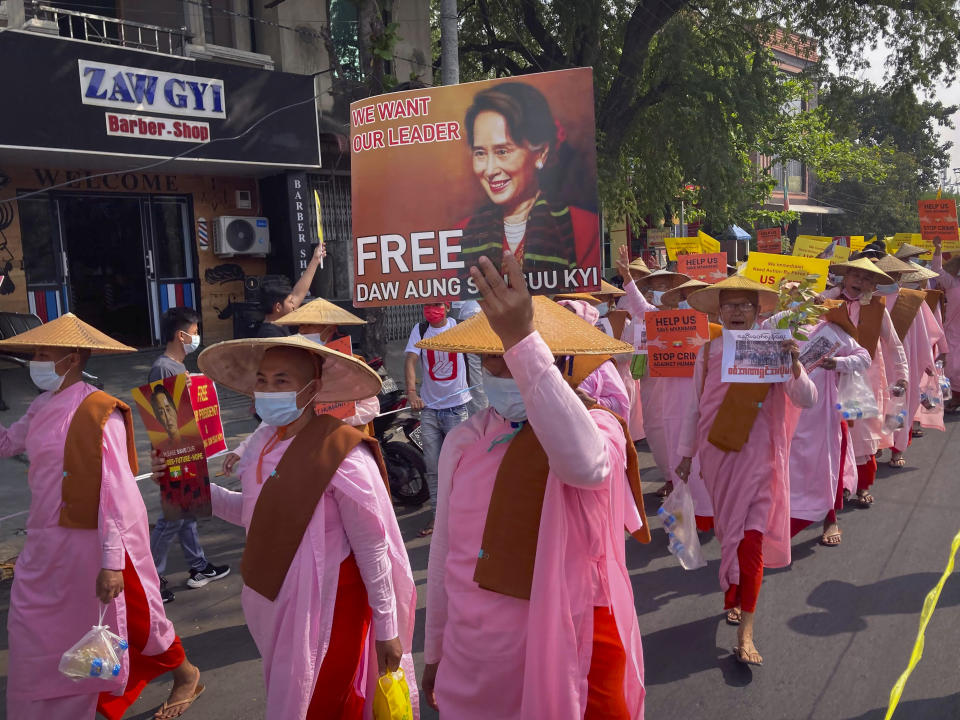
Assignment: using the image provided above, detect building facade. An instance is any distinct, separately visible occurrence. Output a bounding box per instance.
[0,0,431,345]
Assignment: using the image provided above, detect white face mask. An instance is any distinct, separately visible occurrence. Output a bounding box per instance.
[182,333,201,355]
[301,333,325,345]
[482,370,527,421]
[876,283,900,295]
[651,290,665,306]
[678,300,691,310]
[254,382,314,427]
[595,302,609,316]
[30,358,68,392]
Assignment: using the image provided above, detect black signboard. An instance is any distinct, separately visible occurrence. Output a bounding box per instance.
[0,31,319,168]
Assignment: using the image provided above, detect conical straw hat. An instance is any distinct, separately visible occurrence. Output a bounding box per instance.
[636,269,690,289]
[828,257,894,285]
[894,243,928,260]
[598,279,626,297]
[415,295,633,355]
[899,262,939,283]
[628,258,651,276]
[686,275,778,315]
[274,297,367,326]
[873,254,917,276]
[197,335,381,400]
[0,312,136,354]
[661,279,710,308]
[553,292,602,305]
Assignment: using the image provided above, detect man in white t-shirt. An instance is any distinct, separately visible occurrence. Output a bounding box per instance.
[405,303,472,535]
[451,299,489,416]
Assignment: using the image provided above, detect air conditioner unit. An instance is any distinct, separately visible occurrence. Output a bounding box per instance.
[213,216,270,257]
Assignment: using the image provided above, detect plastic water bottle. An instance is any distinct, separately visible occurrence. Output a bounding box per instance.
[884,409,907,432]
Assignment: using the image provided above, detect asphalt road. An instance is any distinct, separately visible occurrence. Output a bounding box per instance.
[1,357,959,719]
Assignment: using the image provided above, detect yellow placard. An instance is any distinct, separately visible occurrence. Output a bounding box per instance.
[698,230,721,253]
[609,221,628,268]
[665,237,701,260]
[792,235,849,262]
[744,251,830,292]
[850,235,866,252]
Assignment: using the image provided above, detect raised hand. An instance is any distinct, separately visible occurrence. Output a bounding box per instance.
[470,252,534,351]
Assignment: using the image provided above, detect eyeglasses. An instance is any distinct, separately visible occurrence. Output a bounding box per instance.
[720,302,756,313]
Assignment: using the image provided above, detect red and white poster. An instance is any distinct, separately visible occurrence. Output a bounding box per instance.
[314,336,358,420]
[350,68,601,306]
[756,228,782,254]
[644,310,709,378]
[132,374,224,520]
[677,252,727,282]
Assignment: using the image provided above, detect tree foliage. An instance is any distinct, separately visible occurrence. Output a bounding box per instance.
[451,0,958,230]
[815,77,955,237]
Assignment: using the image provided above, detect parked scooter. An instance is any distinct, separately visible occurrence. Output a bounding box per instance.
[368,357,429,507]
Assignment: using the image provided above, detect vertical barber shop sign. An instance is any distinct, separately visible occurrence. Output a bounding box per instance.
[287,172,311,278]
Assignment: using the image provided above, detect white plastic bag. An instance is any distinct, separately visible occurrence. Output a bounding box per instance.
[657,479,706,570]
[919,371,943,411]
[58,605,128,681]
[836,370,879,421]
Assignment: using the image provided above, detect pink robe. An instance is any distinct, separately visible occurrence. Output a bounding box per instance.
[883,296,945,449]
[616,295,646,440]
[425,331,645,719]
[620,283,712,515]
[677,335,817,590]
[211,432,418,720]
[787,322,871,521]
[4,382,174,719]
[823,288,908,460]
[932,254,960,388]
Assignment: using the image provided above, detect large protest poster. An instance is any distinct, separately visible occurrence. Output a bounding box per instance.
[743,251,829,292]
[645,310,709,377]
[678,252,727,282]
[350,68,601,306]
[665,237,701,260]
[721,328,793,383]
[793,235,850,262]
[918,199,960,254]
[132,374,222,519]
[315,336,358,420]
[756,228,782,254]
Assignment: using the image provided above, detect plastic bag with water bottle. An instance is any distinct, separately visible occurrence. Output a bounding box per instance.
[883,384,908,433]
[836,370,879,422]
[58,604,128,682]
[657,478,706,571]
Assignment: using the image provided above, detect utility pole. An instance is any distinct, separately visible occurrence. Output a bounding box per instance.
[440,0,459,85]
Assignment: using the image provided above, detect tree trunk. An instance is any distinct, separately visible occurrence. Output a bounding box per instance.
[440,0,460,85]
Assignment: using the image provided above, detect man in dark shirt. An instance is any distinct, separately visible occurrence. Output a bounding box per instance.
[148,307,229,602]
[255,244,325,337]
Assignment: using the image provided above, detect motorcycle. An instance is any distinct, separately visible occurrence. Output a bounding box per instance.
[368,357,429,507]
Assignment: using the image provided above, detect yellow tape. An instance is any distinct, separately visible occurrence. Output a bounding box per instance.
[884,528,960,720]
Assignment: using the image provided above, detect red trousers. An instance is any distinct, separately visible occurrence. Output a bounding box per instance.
[695,515,715,532]
[857,455,878,491]
[585,606,629,719]
[723,530,764,613]
[97,555,186,720]
[306,555,372,720]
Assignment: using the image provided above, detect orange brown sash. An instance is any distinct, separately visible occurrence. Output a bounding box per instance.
[890,288,926,341]
[60,391,137,530]
[241,415,387,601]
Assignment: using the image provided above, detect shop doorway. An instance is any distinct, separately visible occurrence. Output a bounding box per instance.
[59,195,153,347]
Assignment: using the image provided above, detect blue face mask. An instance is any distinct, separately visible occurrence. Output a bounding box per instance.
[254,383,314,427]
[651,290,665,306]
[29,358,67,392]
[595,302,609,316]
[678,300,691,310]
[876,282,899,295]
[482,370,527,421]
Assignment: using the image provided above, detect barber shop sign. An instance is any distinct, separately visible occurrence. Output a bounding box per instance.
[77,59,226,143]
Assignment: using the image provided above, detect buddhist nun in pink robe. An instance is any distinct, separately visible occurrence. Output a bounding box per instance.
[0,314,199,720]
[197,335,418,720]
[422,255,647,719]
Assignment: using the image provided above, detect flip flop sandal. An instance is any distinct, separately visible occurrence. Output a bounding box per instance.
[912,428,925,438]
[732,646,763,667]
[725,608,742,625]
[888,457,906,468]
[855,492,874,508]
[819,530,842,546]
[155,684,205,719]
[656,483,673,498]
[419,525,434,537]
